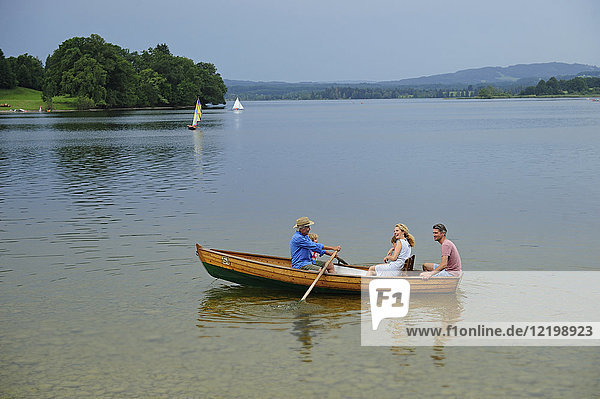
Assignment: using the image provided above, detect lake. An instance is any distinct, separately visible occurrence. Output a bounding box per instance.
[1,98,599,397]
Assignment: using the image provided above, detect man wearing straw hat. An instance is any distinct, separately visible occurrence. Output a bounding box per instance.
[290,216,341,274]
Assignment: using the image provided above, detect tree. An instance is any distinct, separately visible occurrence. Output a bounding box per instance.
[42,35,227,108]
[520,75,600,96]
[477,85,510,98]
[43,34,137,107]
[104,53,138,107]
[60,54,107,106]
[546,77,561,95]
[477,86,493,98]
[137,68,170,106]
[564,77,587,93]
[0,49,17,89]
[131,45,227,106]
[8,53,45,90]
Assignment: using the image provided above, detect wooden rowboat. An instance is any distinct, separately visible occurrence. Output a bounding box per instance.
[196,244,461,294]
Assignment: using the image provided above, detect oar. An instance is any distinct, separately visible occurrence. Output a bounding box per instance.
[335,256,348,265]
[300,250,338,302]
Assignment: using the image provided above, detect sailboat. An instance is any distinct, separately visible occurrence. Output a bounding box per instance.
[187,98,202,130]
[232,97,244,111]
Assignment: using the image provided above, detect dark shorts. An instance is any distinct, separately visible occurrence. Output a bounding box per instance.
[300,263,321,271]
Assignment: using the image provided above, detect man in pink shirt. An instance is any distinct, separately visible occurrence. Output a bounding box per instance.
[420,223,462,279]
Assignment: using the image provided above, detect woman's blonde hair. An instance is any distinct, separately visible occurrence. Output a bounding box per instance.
[308,233,318,242]
[396,223,415,247]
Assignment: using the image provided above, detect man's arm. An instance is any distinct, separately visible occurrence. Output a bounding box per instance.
[323,245,342,252]
[421,256,448,280]
[322,246,342,260]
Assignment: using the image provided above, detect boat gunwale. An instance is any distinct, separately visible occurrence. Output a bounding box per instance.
[196,244,460,282]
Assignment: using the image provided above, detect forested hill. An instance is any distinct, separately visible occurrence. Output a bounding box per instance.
[379,62,600,86]
[225,62,600,100]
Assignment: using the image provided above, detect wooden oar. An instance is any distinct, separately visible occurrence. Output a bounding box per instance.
[300,250,338,302]
[335,256,349,265]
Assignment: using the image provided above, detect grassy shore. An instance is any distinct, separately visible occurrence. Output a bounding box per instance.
[0,87,77,111]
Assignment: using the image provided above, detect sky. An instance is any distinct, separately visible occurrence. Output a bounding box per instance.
[1,0,599,82]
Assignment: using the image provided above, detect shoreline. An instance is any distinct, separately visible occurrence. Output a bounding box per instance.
[0,105,227,113]
[1,96,598,113]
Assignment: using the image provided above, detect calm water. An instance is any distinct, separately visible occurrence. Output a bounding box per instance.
[1,99,599,397]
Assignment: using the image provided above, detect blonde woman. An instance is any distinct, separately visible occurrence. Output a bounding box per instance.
[367,224,415,276]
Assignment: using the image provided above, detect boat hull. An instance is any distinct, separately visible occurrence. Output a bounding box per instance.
[196,244,460,294]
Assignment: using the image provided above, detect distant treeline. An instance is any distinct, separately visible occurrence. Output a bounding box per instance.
[478,76,600,98]
[519,76,600,96]
[230,85,500,101]
[0,34,227,109]
[227,75,600,101]
[289,86,479,100]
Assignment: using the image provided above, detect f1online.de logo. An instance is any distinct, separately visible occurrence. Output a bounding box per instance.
[369,279,411,330]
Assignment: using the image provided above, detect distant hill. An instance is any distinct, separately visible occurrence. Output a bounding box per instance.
[224,62,600,100]
[379,62,600,86]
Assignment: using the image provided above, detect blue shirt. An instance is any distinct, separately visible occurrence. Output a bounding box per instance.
[290,231,325,269]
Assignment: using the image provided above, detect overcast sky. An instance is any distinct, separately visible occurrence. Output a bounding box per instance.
[1,0,599,82]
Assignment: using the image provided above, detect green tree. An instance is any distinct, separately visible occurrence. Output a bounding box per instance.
[535,79,548,95]
[564,77,587,93]
[60,54,107,106]
[196,62,227,105]
[0,48,17,89]
[131,45,226,106]
[104,55,138,107]
[477,85,510,98]
[42,35,226,108]
[8,53,45,90]
[137,68,170,106]
[520,76,600,96]
[43,34,137,108]
[477,86,493,98]
[546,77,561,95]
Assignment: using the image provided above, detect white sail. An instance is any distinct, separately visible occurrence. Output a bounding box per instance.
[232,97,244,110]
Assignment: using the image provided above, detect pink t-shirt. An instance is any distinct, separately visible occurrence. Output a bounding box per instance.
[441,239,461,273]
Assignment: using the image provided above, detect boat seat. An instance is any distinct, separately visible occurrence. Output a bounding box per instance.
[402,255,415,272]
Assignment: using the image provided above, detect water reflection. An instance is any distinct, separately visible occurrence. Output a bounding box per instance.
[0,147,8,194]
[1,111,184,132]
[49,120,183,132]
[365,290,464,366]
[383,292,465,367]
[197,285,361,325]
[389,346,417,367]
[193,129,203,155]
[50,138,215,199]
[290,310,315,362]
[197,285,299,327]
[197,285,362,362]
[53,145,126,179]
[408,291,465,323]
[430,346,446,367]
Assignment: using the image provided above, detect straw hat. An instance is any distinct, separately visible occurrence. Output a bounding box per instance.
[293,216,314,229]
